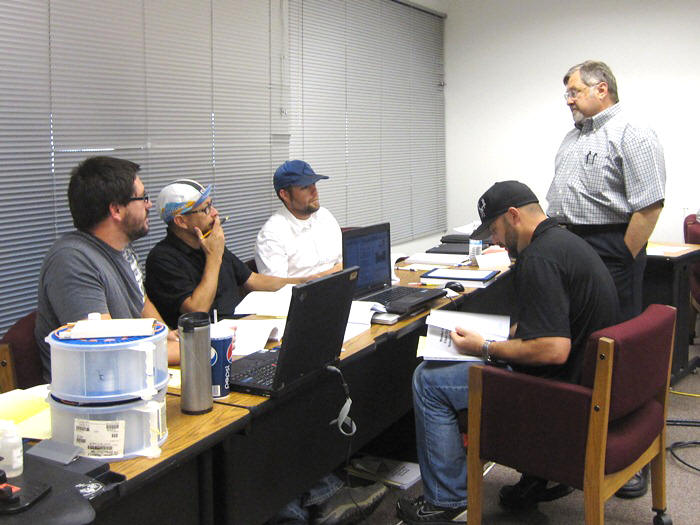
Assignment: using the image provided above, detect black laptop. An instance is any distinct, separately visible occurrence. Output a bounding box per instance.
[228,267,358,397]
[342,223,446,317]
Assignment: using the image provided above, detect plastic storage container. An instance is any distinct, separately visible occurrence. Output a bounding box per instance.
[48,388,168,461]
[47,322,169,403]
[0,420,23,478]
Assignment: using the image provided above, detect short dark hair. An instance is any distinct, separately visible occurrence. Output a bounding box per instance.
[564,60,619,104]
[68,156,140,232]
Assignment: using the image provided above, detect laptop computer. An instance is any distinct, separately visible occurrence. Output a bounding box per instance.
[228,267,358,397]
[342,223,446,323]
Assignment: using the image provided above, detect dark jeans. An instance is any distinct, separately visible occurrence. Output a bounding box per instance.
[569,224,646,322]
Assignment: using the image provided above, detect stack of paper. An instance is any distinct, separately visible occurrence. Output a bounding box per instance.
[418,310,510,361]
[346,455,421,490]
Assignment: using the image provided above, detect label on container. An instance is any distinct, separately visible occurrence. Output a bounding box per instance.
[74,419,126,457]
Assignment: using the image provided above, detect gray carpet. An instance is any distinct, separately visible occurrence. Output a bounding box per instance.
[356,340,700,524]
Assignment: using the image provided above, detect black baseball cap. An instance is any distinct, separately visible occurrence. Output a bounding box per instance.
[471,181,539,240]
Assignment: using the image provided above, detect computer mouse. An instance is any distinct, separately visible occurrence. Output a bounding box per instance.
[444,281,464,293]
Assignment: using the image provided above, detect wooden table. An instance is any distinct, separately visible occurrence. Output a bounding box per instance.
[94,394,250,525]
[644,242,700,384]
[210,264,511,524]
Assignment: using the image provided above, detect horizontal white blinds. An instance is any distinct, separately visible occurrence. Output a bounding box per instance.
[0,0,52,335]
[0,0,275,336]
[0,0,444,336]
[289,0,446,243]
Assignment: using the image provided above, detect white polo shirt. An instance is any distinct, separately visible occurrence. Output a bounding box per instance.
[254,206,342,278]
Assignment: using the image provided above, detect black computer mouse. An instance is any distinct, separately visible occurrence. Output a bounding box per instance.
[444,281,464,293]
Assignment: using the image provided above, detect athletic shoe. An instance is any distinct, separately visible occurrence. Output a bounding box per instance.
[313,482,388,525]
[396,495,466,524]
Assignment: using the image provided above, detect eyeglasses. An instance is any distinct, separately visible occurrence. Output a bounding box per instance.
[563,84,597,101]
[184,202,213,216]
[128,193,150,203]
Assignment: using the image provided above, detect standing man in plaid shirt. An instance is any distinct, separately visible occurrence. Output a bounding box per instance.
[547,59,666,499]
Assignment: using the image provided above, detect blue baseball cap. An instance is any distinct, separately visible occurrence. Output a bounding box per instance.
[157,179,213,223]
[273,160,328,193]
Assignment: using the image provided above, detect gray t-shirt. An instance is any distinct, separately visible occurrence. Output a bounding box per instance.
[35,231,145,381]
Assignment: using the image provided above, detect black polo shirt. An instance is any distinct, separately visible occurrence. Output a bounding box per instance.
[145,229,252,329]
[511,217,620,383]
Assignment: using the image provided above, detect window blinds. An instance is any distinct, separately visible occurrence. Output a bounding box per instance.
[0,0,444,336]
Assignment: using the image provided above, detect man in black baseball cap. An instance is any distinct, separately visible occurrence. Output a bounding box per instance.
[397,180,620,524]
[470,180,540,241]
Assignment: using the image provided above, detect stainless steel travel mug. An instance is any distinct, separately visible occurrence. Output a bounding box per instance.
[178,312,213,414]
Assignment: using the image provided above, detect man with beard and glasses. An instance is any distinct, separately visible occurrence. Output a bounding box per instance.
[396,181,619,525]
[547,60,665,498]
[255,160,343,278]
[35,156,179,382]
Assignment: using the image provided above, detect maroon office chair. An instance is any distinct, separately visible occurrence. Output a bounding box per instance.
[683,214,700,339]
[0,311,44,392]
[467,304,676,525]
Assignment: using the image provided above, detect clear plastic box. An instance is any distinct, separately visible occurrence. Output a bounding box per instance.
[47,322,169,403]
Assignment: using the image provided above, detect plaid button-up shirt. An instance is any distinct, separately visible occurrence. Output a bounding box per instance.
[547,103,665,225]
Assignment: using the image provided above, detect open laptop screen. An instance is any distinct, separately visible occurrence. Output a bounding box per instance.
[342,222,392,297]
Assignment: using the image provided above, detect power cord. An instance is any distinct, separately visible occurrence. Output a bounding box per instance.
[325,365,375,522]
[326,365,356,437]
[667,441,700,473]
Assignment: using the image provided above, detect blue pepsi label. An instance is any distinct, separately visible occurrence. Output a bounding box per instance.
[210,335,233,398]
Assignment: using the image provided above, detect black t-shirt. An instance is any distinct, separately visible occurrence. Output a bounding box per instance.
[145,230,253,329]
[511,218,620,383]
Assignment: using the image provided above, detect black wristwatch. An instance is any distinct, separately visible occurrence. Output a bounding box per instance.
[481,340,494,364]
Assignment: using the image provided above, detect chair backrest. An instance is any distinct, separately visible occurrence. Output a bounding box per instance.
[0,311,44,390]
[581,304,676,421]
[684,214,700,302]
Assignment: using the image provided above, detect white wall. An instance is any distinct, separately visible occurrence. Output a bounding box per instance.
[442,0,700,243]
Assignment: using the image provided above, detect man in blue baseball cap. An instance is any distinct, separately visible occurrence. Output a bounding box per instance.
[255,160,343,278]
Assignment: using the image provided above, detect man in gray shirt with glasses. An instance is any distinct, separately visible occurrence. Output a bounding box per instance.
[35,156,178,381]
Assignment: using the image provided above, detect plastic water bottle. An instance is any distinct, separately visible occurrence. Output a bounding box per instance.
[469,239,483,258]
[0,420,23,478]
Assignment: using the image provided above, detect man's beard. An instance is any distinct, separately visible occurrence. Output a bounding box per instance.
[125,212,149,242]
[504,225,518,259]
[303,202,320,215]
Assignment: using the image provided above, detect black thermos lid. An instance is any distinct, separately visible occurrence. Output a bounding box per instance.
[178,311,210,332]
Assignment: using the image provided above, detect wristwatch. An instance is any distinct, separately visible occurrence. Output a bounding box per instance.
[481,340,494,364]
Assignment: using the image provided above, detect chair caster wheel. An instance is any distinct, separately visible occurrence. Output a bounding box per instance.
[653,512,672,525]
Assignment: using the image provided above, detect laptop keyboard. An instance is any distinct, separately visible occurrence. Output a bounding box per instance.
[230,351,278,387]
[370,286,415,305]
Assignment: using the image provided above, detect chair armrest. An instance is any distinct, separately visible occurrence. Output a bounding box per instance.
[475,366,593,488]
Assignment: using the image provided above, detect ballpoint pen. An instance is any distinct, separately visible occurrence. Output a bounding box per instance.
[202,216,228,238]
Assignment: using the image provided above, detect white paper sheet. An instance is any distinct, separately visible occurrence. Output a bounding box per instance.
[58,318,157,339]
[417,310,510,361]
[475,251,511,269]
[214,318,286,356]
[405,253,469,266]
[233,284,294,316]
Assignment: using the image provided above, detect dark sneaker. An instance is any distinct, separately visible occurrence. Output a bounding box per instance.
[313,482,388,525]
[396,495,466,524]
[615,465,649,499]
[499,474,573,510]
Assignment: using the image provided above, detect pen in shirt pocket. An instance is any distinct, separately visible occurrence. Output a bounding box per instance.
[202,216,228,238]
